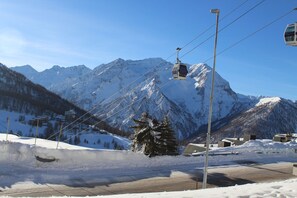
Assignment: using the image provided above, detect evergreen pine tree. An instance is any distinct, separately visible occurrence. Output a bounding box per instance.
[44,122,55,140]
[131,112,150,152]
[158,116,178,155]
[131,112,159,157]
[131,113,178,157]
[74,135,80,145]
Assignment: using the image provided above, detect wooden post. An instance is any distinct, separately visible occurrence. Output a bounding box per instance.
[6,117,10,141]
[293,164,297,176]
[34,119,39,145]
[56,123,63,149]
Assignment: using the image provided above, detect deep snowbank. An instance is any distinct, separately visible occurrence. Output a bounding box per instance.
[1,134,297,171]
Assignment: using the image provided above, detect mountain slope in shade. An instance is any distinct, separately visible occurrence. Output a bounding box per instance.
[1,63,80,115]
[0,63,124,138]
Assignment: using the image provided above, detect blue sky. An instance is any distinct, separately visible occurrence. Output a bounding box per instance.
[0,0,296,100]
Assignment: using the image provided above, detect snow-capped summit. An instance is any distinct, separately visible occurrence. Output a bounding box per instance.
[256,97,282,107]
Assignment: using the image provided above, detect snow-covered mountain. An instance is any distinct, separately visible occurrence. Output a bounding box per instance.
[11,58,297,141]
[11,58,252,139]
[206,97,297,142]
[0,63,128,149]
[12,64,91,89]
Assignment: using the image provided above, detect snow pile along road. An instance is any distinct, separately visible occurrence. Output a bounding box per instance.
[0,133,297,197]
[1,134,297,171]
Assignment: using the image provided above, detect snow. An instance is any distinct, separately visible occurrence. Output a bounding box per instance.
[256,97,281,107]
[0,109,130,150]
[78,132,130,149]
[11,59,248,139]
[0,134,297,197]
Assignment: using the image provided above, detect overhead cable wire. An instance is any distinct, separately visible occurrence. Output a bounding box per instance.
[61,0,253,133]
[180,0,250,51]
[63,78,173,143]
[180,0,266,59]
[47,61,172,140]
[219,0,266,33]
[47,0,257,140]
[63,3,294,143]
[202,8,296,63]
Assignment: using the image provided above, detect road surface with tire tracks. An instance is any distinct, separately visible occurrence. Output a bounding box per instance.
[1,161,296,197]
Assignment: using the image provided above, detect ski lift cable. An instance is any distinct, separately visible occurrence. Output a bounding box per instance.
[63,0,252,129]
[180,0,266,59]
[58,0,254,133]
[219,0,266,33]
[67,2,292,141]
[47,0,259,140]
[180,0,250,51]
[202,8,296,64]
[46,61,172,140]
[48,59,171,139]
[63,79,173,143]
[46,96,124,140]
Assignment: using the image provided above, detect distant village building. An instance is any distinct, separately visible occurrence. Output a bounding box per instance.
[218,138,245,147]
[243,134,256,141]
[273,134,292,142]
[218,140,231,147]
[28,116,48,126]
[65,110,76,122]
[218,135,256,148]
[55,115,65,122]
[183,143,206,156]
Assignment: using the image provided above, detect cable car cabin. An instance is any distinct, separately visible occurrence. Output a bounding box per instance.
[172,63,188,80]
[284,23,297,46]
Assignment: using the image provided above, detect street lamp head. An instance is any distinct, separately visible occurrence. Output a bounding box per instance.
[210,9,220,14]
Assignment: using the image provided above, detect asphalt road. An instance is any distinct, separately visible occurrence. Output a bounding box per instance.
[1,162,296,197]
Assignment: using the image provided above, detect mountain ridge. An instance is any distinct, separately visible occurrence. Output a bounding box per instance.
[1,63,126,139]
[10,58,297,141]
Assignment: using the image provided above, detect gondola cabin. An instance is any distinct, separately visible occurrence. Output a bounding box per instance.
[284,22,297,46]
[172,63,188,80]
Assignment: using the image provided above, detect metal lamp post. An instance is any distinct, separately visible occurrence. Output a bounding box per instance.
[202,8,220,189]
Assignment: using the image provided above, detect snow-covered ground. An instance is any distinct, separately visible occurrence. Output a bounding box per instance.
[0,134,297,197]
[0,109,131,150]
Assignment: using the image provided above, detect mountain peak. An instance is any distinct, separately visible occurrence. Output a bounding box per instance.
[10,65,38,77]
[115,58,125,62]
[188,63,210,77]
[111,58,125,65]
[256,97,281,107]
[52,65,62,70]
